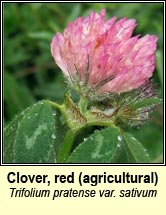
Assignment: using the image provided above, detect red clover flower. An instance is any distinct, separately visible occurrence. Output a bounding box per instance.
[51,9,157,97]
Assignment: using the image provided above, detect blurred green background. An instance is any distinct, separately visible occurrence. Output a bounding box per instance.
[3,2,163,163]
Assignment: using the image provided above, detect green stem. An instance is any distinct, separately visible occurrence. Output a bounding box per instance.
[57,129,77,163]
[78,96,88,113]
[86,120,115,128]
[48,98,116,163]
[48,100,63,111]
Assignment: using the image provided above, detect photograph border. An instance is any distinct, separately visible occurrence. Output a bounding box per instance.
[1,0,165,166]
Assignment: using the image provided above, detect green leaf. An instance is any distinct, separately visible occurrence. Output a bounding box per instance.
[122,132,151,163]
[3,106,30,163]
[124,120,163,163]
[156,50,163,88]
[67,127,125,163]
[130,97,161,110]
[4,101,57,163]
[67,127,151,163]
[53,109,68,157]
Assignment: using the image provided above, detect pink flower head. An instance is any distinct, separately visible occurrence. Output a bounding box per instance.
[51,9,158,95]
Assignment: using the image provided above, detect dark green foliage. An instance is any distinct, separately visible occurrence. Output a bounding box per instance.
[4,101,57,163]
[67,127,151,163]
